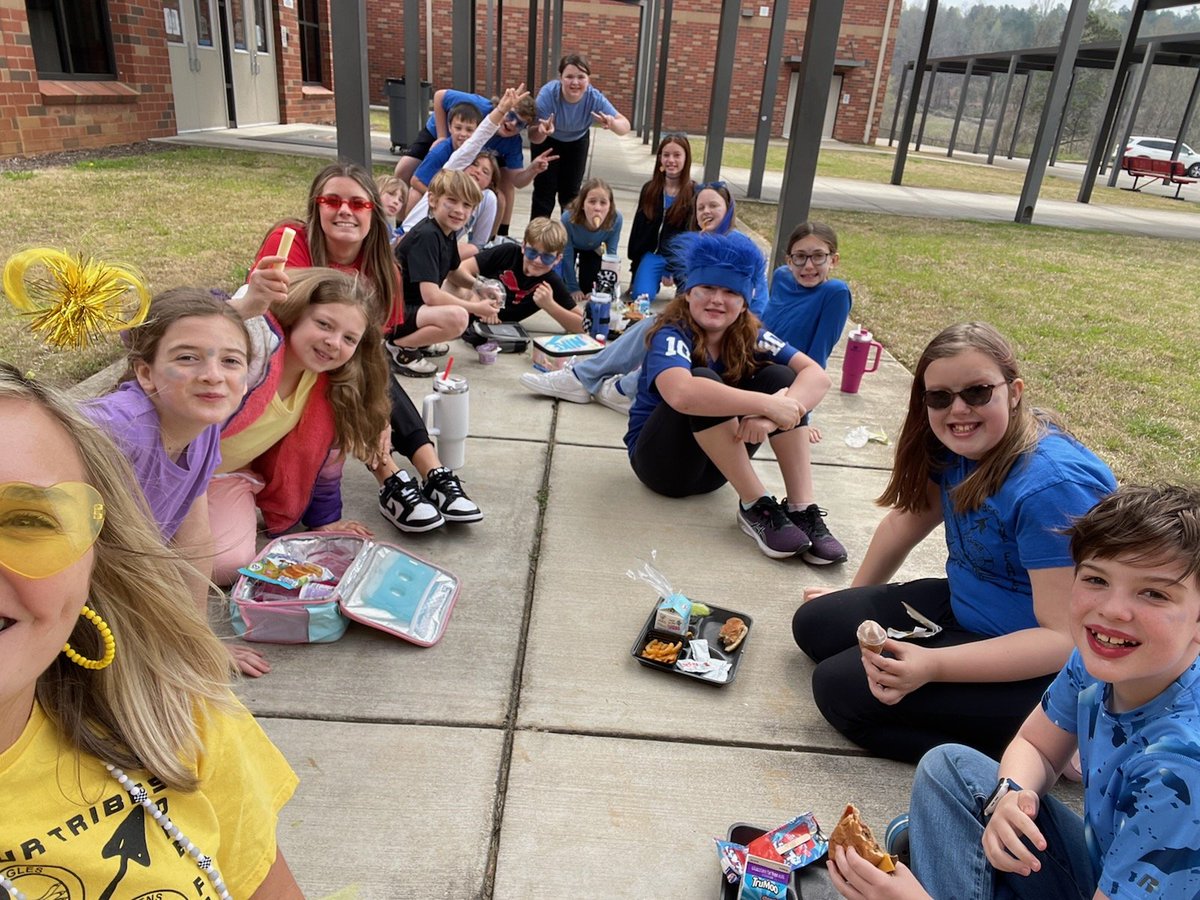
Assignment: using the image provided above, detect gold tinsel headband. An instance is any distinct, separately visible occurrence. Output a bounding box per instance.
[3,248,150,350]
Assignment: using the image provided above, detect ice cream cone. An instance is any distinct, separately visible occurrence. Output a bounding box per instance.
[857,619,887,654]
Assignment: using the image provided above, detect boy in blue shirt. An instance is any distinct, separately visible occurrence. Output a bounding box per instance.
[828,484,1200,900]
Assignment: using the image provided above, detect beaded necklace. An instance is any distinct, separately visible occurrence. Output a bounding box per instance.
[0,764,231,900]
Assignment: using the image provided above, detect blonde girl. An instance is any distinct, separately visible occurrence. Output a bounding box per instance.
[0,363,300,898]
[559,177,623,303]
[211,267,391,583]
[793,322,1116,763]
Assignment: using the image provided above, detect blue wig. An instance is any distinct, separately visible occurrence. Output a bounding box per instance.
[681,231,761,302]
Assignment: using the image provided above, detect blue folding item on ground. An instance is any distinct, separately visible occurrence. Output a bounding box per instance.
[230,532,460,645]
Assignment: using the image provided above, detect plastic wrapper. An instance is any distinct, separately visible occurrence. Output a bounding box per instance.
[473,276,505,309]
[714,838,747,884]
[238,553,337,590]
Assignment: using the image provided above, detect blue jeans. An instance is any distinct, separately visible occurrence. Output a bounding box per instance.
[571,317,651,398]
[910,745,1094,900]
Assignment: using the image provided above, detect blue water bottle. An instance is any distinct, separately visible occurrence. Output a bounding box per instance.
[587,291,612,341]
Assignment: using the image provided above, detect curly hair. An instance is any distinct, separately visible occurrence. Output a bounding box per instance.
[270,268,391,462]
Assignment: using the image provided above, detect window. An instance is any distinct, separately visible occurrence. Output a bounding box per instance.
[193,0,214,48]
[25,0,116,78]
[163,0,183,43]
[298,0,322,85]
[254,0,269,52]
[231,0,247,50]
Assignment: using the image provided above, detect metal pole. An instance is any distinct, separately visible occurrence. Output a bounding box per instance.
[748,0,790,198]
[1015,0,1088,224]
[550,0,563,77]
[484,0,495,96]
[1172,66,1200,169]
[495,0,504,93]
[540,0,552,86]
[888,63,909,147]
[1078,0,1146,202]
[526,0,537,90]
[453,0,474,89]
[914,64,938,151]
[947,59,974,157]
[1049,68,1076,166]
[331,0,371,167]
[987,55,1018,164]
[973,72,994,154]
[1099,70,1130,176]
[643,0,663,144]
[401,0,422,162]
[702,0,742,183]
[651,0,674,152]
[890,0,937,185]
[1107,42,1156,187]
[771,0,846,266]
[1008,73,1031,159]
[633,0,648,135]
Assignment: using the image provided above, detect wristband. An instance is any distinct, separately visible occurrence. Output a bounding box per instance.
[983,777,1022,818]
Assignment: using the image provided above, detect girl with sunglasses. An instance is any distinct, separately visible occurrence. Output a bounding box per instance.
[0,363,301,899]
[792,322,1115,763]
[247,162,483,534]
[628,133,697,303]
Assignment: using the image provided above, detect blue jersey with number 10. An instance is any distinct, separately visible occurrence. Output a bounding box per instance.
[624,322,796,455]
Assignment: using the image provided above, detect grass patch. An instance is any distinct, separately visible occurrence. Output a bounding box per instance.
[688,138,1200,214]
[738,201,1200,484]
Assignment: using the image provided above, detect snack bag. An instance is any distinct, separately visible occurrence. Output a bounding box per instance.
[238,554,336,591]
[714,838,747,884]
[748,812,827,870]
[628,553,691,635]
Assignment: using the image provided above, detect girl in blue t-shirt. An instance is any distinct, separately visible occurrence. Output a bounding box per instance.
[624,232,834,561]
[529,53,630,219]
[792,322,1116,763]
[558,177,623,302]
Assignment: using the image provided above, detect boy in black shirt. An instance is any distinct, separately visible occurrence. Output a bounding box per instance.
[449,217,584,344]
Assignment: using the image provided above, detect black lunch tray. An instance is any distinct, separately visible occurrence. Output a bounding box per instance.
[630,602,752,686]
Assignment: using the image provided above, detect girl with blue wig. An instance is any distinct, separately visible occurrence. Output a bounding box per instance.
[622,231,843,562]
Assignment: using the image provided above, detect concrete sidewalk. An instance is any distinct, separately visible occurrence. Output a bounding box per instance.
[157,125,1098,898]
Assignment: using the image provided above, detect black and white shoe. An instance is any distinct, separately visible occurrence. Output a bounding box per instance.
[421,467,483,523]
[379,470,444,532]
[420,343,450,357]
[385,343,438,377]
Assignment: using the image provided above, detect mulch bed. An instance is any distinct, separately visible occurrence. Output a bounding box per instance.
[0,141,173,173]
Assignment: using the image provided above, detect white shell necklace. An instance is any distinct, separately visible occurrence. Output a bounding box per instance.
[0,763,232,900]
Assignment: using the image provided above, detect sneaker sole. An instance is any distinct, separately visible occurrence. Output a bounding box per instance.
[420,346,450,358]
[738,515,804,560]
[380,506,445,532]
[595,394,632,414]
[518,374,591,403]
[440,508,484,524]
[801,548,847,566]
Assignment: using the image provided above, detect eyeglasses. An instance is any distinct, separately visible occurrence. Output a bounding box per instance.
[503,112,527,132]
[922,382,1008,410]
[0,482,105,579]
[788,251,831,267]
[315,194,375,212]
[523,245,558,266]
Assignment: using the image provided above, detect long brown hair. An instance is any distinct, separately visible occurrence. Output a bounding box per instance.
[567,178,617,231]
[303,161,397,327]
[879,322,1062,514]
[271,268,391,461]
[639,134,695,229]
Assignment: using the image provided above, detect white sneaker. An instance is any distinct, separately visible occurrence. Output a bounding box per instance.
[595,374,632,413]
[519,366,592,403]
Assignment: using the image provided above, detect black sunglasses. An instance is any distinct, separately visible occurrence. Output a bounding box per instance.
[923,382,1008,410]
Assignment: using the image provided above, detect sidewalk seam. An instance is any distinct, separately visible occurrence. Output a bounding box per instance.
[479,402,560,899]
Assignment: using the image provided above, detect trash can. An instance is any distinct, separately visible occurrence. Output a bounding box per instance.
[385,77,432,155]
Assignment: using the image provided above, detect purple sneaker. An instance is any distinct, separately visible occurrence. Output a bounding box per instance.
[737,497,811,559]
[786,502,848,565]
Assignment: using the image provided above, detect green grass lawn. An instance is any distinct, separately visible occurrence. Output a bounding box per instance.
[737,202,1200,484]
[2,144,1195,484]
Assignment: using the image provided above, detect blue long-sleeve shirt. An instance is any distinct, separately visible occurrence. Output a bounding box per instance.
[761,273,852,369]
[559,211,623,293]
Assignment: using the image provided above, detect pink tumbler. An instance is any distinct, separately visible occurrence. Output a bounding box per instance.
[840,327,883,394]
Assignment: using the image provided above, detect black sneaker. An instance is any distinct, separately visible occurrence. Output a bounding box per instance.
[885,813,910,868]
[737,496,811,559]
[378,470,444,532]
[385,343,438,377]
[421,467,483,523]
[786,502,848,565]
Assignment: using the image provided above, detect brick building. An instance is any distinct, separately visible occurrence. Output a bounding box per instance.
[0,0,898,158]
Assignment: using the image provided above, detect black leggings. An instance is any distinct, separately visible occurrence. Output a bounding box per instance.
[630,364,793,498]
[389,377,434,460]
[791,579,1053,763]
[530,132,590,219]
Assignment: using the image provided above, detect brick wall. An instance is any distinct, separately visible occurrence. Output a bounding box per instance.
[0,0,176,157]
[363,0,898,143]
[274,0,336,124]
